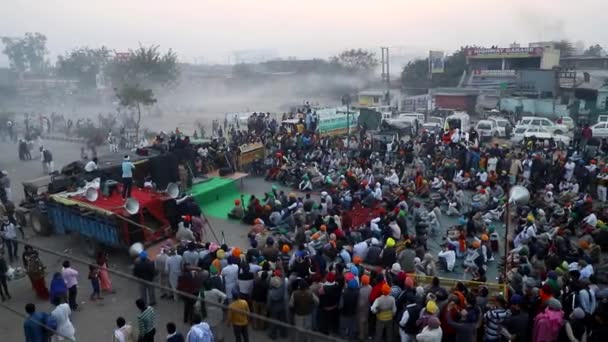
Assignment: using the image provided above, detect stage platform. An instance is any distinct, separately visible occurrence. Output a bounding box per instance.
[190,175,249,219]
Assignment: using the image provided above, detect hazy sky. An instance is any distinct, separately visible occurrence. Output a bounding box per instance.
[1,0,606,65]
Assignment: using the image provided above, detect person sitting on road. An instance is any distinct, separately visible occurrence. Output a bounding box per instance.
[228,199,245,220]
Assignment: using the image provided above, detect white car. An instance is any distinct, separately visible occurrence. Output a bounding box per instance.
[556,116,575,130]
[384,115,419,129]
[516,116,568,135]
[488,117,512,137]
[510,126,571,145]
[591,122,608,138]
[427,116,444,127]
[421,122,441,135]
[475,120,499,139]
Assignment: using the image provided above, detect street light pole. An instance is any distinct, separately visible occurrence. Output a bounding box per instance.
[342,94,352,150]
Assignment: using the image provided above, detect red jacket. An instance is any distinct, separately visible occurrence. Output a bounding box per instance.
[582,127,593,139]
[369,280,386,304]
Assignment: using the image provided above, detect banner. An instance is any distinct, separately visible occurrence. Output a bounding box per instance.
[429,51,445,74]
[466,47,543,59]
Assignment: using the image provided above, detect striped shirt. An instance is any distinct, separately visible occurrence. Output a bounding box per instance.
[484,308,511,341]
[137,306,155,335]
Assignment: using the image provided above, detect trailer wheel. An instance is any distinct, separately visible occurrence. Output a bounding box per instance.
[80,235,99,258]
[30,208,51,236]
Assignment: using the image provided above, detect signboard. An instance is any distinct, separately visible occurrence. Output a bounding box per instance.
[559,71,577,88]
[429,51,445,74]
[466,47,543,59]
[472,69,517,77]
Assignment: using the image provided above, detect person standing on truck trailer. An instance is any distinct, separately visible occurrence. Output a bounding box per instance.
[121,155,135,199]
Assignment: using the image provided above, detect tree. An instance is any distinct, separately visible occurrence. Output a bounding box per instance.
[115,84,157,141]
[56,46,111,88]
[400,59,430,95]
[400,47,469,94]
[554,40,576,57]
[1,32,48,74]
[106,45,180,88]
[330,49,378,73]
[583,44,605,57]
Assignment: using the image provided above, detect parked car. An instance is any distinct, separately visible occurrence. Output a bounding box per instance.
[591,121,608,138]
[556,116,575,130]
[510,126,571,145]
[475,120,499,139]
[427,116,444,128]
[488,117,512,137]
[396,112,425,123]
[383,116,419,136]
[421,122,441,136]
[515,116,568,135]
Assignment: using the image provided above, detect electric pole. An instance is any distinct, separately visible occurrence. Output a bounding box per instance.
[381,47,390,106]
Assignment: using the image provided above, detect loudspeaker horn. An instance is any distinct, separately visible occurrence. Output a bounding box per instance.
[124,198,140,215]
[85,187,99,202]
[165,182,180,199]
[129,242,144,258]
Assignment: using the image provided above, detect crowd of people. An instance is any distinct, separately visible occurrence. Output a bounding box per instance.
[5,107,608,342]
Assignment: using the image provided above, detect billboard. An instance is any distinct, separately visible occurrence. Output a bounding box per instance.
[466,47,543,59]
[429,51,445,73]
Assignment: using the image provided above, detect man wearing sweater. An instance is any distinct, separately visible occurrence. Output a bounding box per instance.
[371,284,396,342]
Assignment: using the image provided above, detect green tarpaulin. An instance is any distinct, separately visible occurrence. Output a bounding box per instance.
[190,178,248,218]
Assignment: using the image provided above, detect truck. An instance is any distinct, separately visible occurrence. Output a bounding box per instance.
[19,150,179,256]
[445,112,471,132]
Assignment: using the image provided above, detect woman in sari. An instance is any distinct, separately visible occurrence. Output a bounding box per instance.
[23,246,49,300]
[96,250,114,293]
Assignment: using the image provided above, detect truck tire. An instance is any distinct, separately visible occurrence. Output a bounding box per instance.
[79,233,99,258]
[555,130,563,135]
[30,208,51,236]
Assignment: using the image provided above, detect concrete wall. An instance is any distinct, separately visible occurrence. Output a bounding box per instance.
[518,70,557,96]
[499,97,568,117]
[541,49,561,69]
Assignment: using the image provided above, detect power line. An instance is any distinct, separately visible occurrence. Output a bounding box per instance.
[13,238,343,342]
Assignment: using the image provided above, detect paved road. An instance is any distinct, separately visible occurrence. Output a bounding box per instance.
[0,138,504,341]
[0,139,312,342]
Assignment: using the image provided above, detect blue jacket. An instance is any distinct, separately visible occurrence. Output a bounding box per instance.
[24,312,48,342]
[167,332,185,342]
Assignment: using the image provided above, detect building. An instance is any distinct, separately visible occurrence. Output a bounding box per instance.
[561,55,608,70]
[463,44,560,95]
[357,90,387,108]
[430,88,489,112]
[559,70,608,121]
